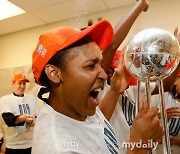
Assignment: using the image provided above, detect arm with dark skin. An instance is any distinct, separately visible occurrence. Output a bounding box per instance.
[100,0,149,120]
[102,0,149,74]
[99,50,131,120]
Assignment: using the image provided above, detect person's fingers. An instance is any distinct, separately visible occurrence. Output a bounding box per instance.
[167,108,180,115]
[155,136,163,144]
[154,127,163,143]
[124,66,132,79]
[174,27,178,36]
[152,121,164,141]
[167,113,180,118]
[167,110,180,114]
[157,112,161,119]
[113,49,131,81]
[134,100,148,121]
[111,67,123,80]
[116,49,124,66]
[167,107,180,110]
[145,107,159,119]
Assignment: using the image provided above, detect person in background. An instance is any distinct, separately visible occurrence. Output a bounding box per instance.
[0,73,37,154]
[31,19,163,154]
[167,75,180,154]
[161,73,180,154]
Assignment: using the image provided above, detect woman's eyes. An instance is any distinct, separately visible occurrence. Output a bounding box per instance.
[86,64,95,69]
[85,61,103,70]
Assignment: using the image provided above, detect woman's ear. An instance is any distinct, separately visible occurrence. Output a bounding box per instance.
[44,64,62,84]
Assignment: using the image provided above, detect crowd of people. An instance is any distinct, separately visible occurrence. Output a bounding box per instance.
[0,0,179,154]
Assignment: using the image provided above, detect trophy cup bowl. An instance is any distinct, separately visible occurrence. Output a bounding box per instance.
[124,28,180,81]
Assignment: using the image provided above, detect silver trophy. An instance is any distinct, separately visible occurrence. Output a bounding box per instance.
[124,28,180,154]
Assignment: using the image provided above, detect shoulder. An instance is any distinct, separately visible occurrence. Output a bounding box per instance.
[1,93,13,99]
[34,104,58,128]
[32,105,72,154]
[0,93,14,102]
[24,94,37,103]
[94,107,108,123]
[24,94,36,99]
[96,107,105,117]
[33,105,53,142]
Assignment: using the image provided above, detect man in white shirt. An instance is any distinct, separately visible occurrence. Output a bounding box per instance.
[0,73,37,154]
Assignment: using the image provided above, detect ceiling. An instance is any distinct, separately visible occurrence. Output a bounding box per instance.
[0,0,135,35]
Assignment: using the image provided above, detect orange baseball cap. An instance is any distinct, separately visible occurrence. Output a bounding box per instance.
[32,19,114,85]
[12,73,30,83]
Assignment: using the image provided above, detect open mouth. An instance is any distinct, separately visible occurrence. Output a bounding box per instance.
[89,88,101,99]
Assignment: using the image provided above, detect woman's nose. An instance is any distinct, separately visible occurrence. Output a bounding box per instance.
[98,67,108,81]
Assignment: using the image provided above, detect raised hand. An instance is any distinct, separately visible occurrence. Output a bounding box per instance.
[137,0,149,12]
[174,27,180,44]
[110,50,131,94]
[130,101,163,143]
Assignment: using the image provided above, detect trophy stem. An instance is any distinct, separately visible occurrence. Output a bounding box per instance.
[158,80,171,154]
[145,78,151,109]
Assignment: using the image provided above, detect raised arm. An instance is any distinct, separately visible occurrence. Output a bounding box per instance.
[102,0,149,74]
[99,51,131,120]
[174,27,180,43]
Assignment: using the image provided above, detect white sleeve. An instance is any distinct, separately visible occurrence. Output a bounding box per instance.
[125,81,156,103]
[0,97,12,114]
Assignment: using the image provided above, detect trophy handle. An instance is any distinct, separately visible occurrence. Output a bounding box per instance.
[145,78,152,109]
[136,80,141,116]
[136,79,151,115]
[145,78,153,154]
[158,80,171,154]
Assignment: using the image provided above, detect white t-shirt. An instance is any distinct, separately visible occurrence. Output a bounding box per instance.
[32,104,119,154]
[0,93,37,149]
[125,81,156,105]
[99,83,130,154]
[170,123,180,154]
